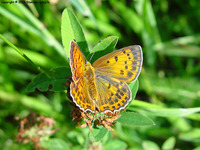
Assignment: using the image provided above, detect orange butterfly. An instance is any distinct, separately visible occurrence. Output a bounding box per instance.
[69,41,143,113]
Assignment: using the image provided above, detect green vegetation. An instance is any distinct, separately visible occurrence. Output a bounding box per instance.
[0,0,200,149]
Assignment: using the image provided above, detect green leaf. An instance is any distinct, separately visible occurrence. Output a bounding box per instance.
[41,138,69,150]
[193,146,200,150]
[70,0,96,23]
[141,0,161,67]
[125,80,139,110]
[154,35,200,57]
[155,44,200,57]
[179,128,200,140]
[116,112,155,127]
[90,126,108,142]
[130,99,162,109]
[145,107,200,117]
[27,67,71,92]
[102,130,112,144]
[142,141,160,150]
[103,139,127,150]
[90,36,118,63]
[91,36,118,53]
[61,8,89,58]
[142,0,161,43]
[129,99,200,118]
[129,80,139,99]
[161,136,176,150]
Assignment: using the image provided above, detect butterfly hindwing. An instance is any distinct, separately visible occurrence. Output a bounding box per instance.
[93,45,143,83]
[69,41,86,81]
[70,76,95,112]
[95,75,131,112]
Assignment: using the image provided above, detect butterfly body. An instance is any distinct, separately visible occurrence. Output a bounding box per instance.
[69,41,143,113]
[84,62,98,102]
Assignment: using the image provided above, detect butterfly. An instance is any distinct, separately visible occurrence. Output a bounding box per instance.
[69,40,143,113]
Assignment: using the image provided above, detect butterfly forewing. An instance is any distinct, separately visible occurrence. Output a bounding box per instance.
[69,41,86,81]
[95,75,131,112]
[93,46,143,83]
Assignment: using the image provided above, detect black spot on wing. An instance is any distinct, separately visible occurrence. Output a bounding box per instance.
[78,54,80,59]
[104,99,108,104]
[131,66,136,71]
[127,71,133,78]
[125,96,129,100]
[119,91,124,96]
[115,56,118,61]
[87,105,91,109]
[120,70,124,75]
[108,83,111,89]
[122,88,126,92]
[113,97,118,103]
[115,93,121,99]
[109,99,114,104]
[104,106,109,110]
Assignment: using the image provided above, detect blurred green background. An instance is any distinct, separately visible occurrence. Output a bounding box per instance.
[1,0,200,149]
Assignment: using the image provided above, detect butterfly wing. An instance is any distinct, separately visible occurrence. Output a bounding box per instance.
[70,76,95,112]
[93,45,143,83]
[95,75,131,113]
[69,41,95,112]
[69,41,86,81]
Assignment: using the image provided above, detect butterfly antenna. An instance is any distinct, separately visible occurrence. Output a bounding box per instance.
[73,39,77,43]
[89,40,101,62]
